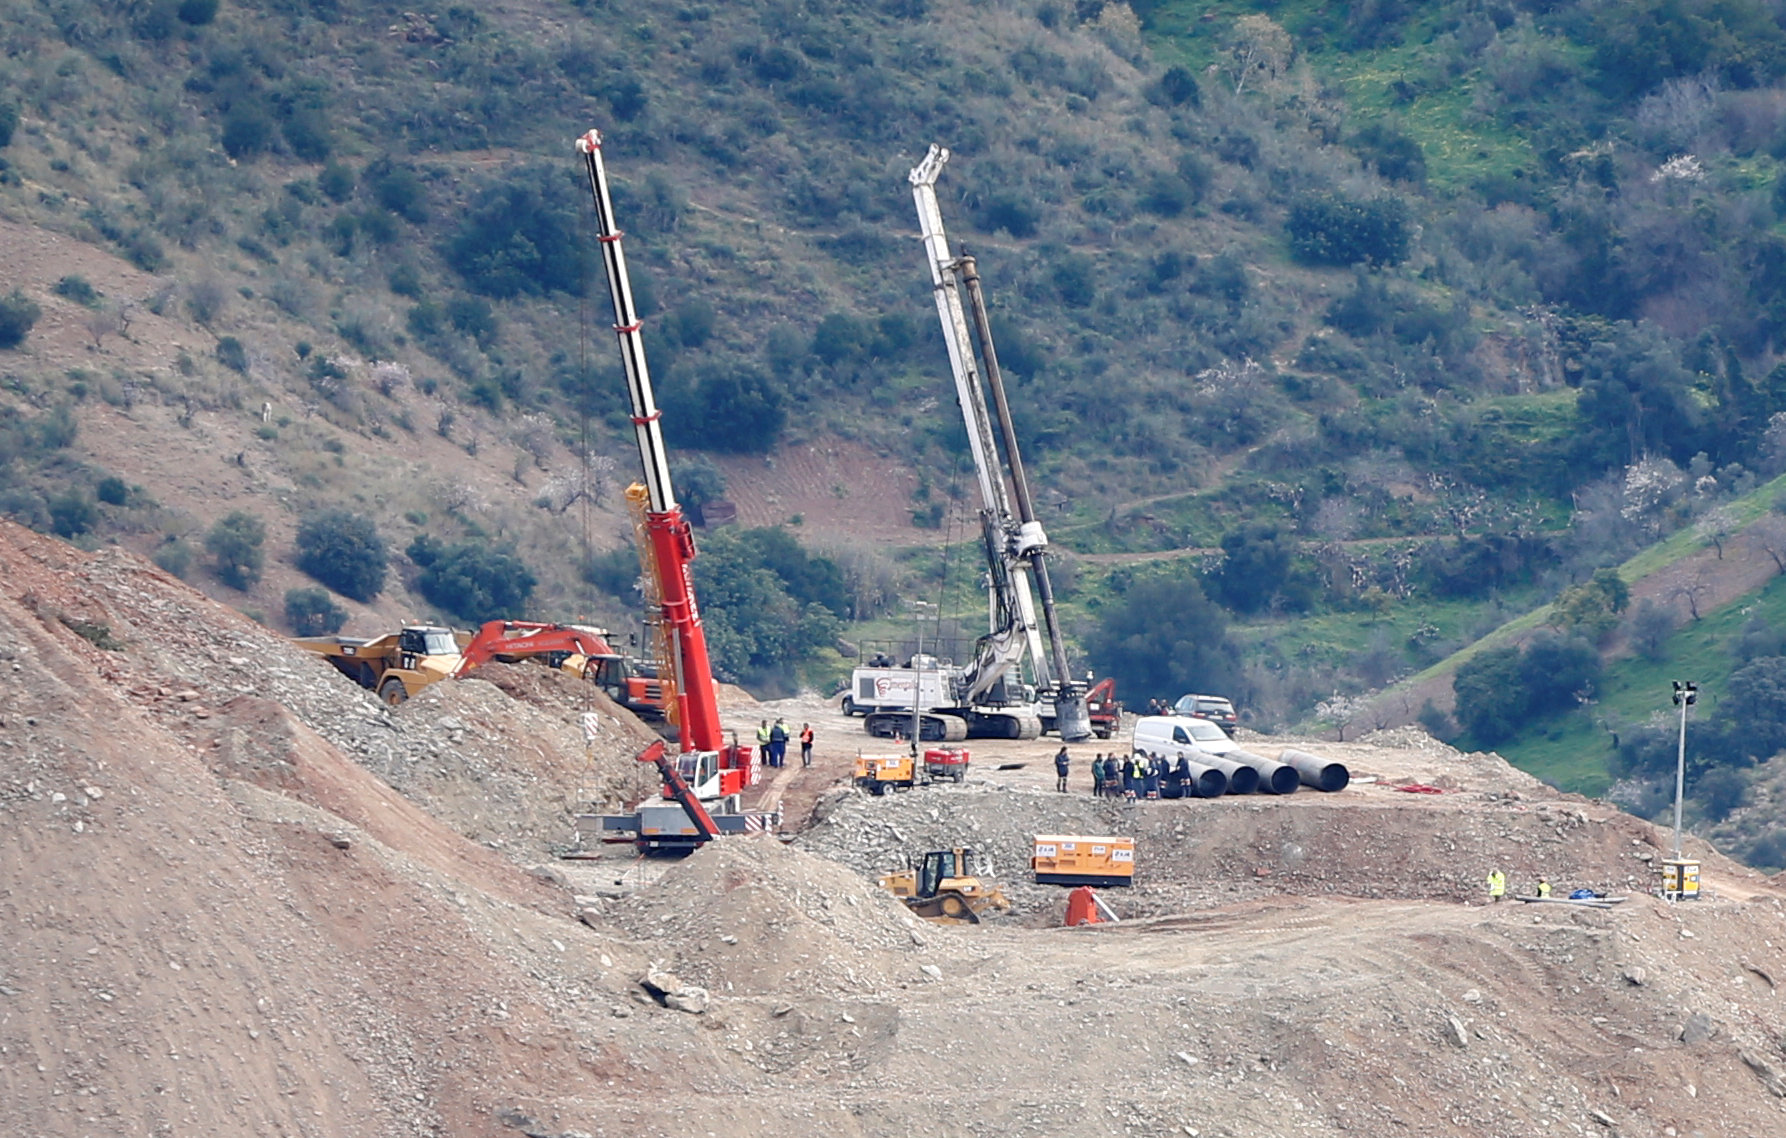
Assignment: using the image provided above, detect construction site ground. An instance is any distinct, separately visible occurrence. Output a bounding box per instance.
[5,519,1786,1138]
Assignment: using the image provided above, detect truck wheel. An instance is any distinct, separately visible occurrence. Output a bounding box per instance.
[842,696,858,716]
[378,677,409,706]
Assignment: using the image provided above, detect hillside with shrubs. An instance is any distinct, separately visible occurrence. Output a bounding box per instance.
[7,1,1786,859]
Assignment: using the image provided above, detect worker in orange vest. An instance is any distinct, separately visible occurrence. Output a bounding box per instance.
[799,723,814,767]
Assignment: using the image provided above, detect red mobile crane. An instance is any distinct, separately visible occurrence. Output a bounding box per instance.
[571,127,774,852]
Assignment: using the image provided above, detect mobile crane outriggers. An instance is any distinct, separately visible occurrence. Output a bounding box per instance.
[852,145,1092,743]
[570,127,775,852]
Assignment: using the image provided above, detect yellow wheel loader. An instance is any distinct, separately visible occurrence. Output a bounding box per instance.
[877,847,1010,924]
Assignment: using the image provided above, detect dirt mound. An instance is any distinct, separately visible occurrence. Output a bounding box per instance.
[797,743,1746,924]
[360,670,661,855]
[0,521,661,859]
[0,524,654,1137]
[604,835,973,997]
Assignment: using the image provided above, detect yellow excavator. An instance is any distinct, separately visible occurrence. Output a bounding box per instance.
[877,847,1010,924]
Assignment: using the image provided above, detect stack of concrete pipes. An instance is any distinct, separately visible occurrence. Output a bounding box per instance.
[1159,747,1349,800]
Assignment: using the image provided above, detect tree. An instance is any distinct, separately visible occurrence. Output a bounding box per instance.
[1211,523,1303,614]
[446,168,586,298]
[206,511,266,590]
[692,529,840,682]
[1222,13,1292,95]
[1520,632,1601,715]
[1083,570,1243,707]
[1693,766,1749,822]
[674,458,727,526]
[1452,644,1527,745]
[1287,193,1411,267]
[1626,598,1675,659]
[295,510,387,602]
[730,527,848,617]
[408,535,536,623]
[1723,656,1786,758]
[0,103,17,149]
[0,290,41,349]
[667,366,785,454]
[285,587,348,636]
[1549,567,1630,638]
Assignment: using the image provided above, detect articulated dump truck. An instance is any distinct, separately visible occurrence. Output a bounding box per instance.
[293,620,668,716]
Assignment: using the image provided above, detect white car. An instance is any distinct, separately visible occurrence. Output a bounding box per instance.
[1130,714,1235,757]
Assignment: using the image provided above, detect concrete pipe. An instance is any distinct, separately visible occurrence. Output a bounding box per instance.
[1182,760,1228,798]
[1228,749,1300,795]
[1194,752,1260,795]
[1163,758,1228,798]
[1280,749,1350,792]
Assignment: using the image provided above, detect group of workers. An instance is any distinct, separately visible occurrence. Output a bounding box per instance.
[1052,749,1196,799]
[755,719,816,768]
[1485,869,1559,901]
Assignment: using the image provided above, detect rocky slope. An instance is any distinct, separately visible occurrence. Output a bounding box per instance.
[3,520,1785,1138]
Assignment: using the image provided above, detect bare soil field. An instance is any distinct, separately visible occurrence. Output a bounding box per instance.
[4,521,1786,1138]
[713,437,924,546]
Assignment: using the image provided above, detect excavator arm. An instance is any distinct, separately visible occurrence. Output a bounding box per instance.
[450,620,617,679]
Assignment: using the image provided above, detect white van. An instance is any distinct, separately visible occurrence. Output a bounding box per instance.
[1130,715,1235,758]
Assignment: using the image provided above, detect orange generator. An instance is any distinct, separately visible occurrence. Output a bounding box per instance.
[1031,834,1134,887]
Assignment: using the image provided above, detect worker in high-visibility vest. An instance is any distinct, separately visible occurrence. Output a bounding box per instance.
[1536,877,1551,899]
[1486,868,1506,902]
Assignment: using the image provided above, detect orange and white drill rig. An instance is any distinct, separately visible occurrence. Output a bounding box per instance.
[571,127,774,853]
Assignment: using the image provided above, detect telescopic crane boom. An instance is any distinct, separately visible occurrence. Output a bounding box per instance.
[575,127,765,851]
[908,144,1092,743]
[577,128,727,757]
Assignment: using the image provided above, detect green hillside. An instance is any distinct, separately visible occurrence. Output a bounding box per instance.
[6,1,1786,860]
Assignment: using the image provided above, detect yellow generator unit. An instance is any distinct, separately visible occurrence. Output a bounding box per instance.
[854,754,916,795]
[1661,858,1700,901]
[1032,834,1134,888]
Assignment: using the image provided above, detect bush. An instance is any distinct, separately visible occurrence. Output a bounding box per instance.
[0,103,17,149]
[177,0,219,25]
[53,276,100,307]
[295,510,387,601]
[0,289,42,349]
[1287,192,1412,266]
[285,586,348,636]
[365,158,429,224]
[205,510,266,590]
[667,365,786,453]
[216,336,249,373]
[445,168,586,298]
[95,476,129,505]
[48,491,98,538]
[1351,123,1426,184]
[1152,64,1201,108]
[446,295,498,348]
[221,100,275,161]
[407,535,536,623]
[153,537,196,579]
[319,161,355,203]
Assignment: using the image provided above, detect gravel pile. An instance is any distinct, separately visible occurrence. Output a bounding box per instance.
[604,835,980,996]
[12,543,660,860]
